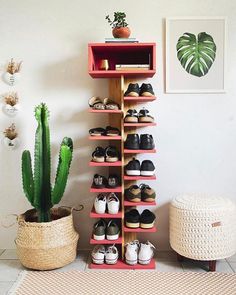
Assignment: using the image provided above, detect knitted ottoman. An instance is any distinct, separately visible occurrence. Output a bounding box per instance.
[169,194,236,271]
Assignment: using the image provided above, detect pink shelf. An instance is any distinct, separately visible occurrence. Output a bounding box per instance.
[89,70,156,78]
[90,208,123,218]
[90,237,123,245]
[123,226,157,233]
[89,109,122,114]
[124,122,157,127]
[90,187,122,193]
[124,200,156,206]
[124,175,156,181]
[89,136,121,140]
[90,258,155,269]
[124,149,156,154]
[89,161,122,167]
[124,96,156,102]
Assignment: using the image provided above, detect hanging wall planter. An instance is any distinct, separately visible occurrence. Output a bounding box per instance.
[3,124,20,150]
[2,92,20,117]
[2,59,22,86]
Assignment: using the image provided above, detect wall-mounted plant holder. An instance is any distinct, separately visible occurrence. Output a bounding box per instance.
[2,92,20,117]
[3,124,20,150]
[2,58,22,86]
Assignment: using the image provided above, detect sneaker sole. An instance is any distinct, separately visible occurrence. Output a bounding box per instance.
[126,170,141,176]
[138,258,151,265]
[92,157,105,162]
[124,117,138,123]
[125,258,138,265]
[143,198,155,202]
[105,258,118,264]
[93,234,105,240]
[127,197,141,202]
[138,117,154,123]
[125,222,140,228]
[92,258,104,264]
[106,234,120,240]
[140,171,155,176]
[125,92,139,97]
[140,222,155,229]
[106,157,119,163]
[140,92,154,97]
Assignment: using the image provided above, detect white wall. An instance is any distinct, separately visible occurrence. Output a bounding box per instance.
[0,0,236,250]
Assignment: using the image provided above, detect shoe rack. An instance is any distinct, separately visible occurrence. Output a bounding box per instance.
[88,43,156,269]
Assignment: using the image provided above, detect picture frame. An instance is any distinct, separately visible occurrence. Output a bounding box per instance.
[165,17,227,93]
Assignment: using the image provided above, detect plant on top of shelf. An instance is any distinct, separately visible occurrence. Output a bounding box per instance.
[105,12,131,38]
[22,103,73,222]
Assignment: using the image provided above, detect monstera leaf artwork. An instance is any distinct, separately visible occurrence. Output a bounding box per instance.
[176,32,217,77]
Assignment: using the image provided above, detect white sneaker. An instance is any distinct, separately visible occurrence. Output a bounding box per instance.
[94,193,106,214]
[105,245,118,264]
[138,241,155,265]
[125,240,139,265]
[107,193,120,214]
[91,245,105,264]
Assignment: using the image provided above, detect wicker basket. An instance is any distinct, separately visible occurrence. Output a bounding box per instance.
[170,194,236,260]
[15,207,79,270]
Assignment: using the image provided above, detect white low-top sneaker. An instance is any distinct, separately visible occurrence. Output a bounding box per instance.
[94,193,106,214]
[107,193,120,214]
[91,245,105,264]
[125,240,140,265]
[138,241,156,265]
[105,245,118,264]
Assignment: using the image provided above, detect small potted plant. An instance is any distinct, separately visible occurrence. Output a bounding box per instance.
[2,58,22,86]
[2,92,20,117]
[3,123,20,150]
[106,12,131,38]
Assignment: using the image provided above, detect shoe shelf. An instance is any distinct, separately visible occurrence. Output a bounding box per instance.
[124,175,157,181]
[89,136,122,140]
[90,258,155,269]
[123,226,157,233]
[124,149,156,154]
[90,208,123,219]
[90,237,123,245]
[88,42,157,269]
[123,96,156,102]
[89,161,122,167]
[90,187,122,193]
[124,200,156,206]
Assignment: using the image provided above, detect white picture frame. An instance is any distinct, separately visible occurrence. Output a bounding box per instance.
[165,17,227,93]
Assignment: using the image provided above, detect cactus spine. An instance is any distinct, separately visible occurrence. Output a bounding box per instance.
[21,103,73,222]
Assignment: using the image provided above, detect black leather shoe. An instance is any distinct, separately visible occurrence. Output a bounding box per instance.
[124,109,138,123]
[140,134,155,150]
[139,83,155,97]
[124,83,139,97]
[124,134,140,150]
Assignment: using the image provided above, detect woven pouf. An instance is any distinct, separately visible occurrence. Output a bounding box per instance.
[169,194,236,271]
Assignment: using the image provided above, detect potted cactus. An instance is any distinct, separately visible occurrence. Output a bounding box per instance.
[106,12,131,38]
[15,103,79,270]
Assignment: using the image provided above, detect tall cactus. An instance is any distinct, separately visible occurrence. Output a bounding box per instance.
[21,103,73,222]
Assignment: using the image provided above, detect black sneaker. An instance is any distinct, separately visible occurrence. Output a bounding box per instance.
[124,83,139,97]
[107,174,120,188]
[125,158,141,176]
[140,160,155,176]
[138,108,154,123]
[105,146,120,163]
[124,134,140,150]
[124,185,141,202]
[124,109,138,123]
[125,209,140,228]
[140,184,156,202]
[140,134,155,150]
[139,83,155,97]
[92,146,105,162]
[92,174,107,188]
[140,209,156,229]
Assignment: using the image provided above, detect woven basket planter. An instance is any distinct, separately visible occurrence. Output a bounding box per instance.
[15,207,79,270]
[170,194,236,261]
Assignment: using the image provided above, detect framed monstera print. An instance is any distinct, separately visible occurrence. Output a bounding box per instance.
[166,17,226,93]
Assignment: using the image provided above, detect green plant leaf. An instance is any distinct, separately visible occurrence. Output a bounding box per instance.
[176,32,217,77]
[22,150,34,206]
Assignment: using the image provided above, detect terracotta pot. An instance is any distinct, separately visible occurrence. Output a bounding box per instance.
[112,27,131,38]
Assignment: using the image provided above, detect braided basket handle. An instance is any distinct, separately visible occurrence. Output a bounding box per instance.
[60,205,84,213]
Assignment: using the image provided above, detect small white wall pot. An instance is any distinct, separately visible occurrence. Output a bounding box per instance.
[2,72,21,86]
[2,103,20,117]
[3,137,20,150]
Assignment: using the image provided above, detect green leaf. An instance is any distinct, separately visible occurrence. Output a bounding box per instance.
[176,32,217,77]
[22,150,34,206]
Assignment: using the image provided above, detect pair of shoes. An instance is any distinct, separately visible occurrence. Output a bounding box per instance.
[124,83,155,97]
[125,209,156,229]
[125,158,155,176]
[89,97,120,110]
[89,126,120,136]
[124,108,154,123]
[94,193,120,214]
[125,240,156,265]
[92,174,120,188]
[124,134,155,150]
[92,245,118,265]
[92,146,120,163]
[125,184,156,203]
[93,219,120,241]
